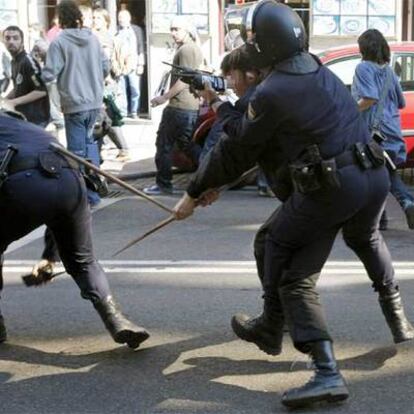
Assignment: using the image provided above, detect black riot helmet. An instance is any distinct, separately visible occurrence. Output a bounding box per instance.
[240,0,307,65]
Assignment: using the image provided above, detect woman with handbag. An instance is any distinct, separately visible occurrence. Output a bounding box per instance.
[352,29,414,230]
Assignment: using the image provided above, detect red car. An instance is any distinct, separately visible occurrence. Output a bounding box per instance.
[318,42,414,167]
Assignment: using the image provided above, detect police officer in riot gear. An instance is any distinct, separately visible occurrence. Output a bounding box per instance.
[173,0,413,408]
[0,110,149,349]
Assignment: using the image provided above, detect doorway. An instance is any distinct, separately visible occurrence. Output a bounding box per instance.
[118,0,149,117]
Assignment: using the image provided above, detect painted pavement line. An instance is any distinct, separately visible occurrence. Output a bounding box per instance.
[4,259,414,267]
[3,260,414,275]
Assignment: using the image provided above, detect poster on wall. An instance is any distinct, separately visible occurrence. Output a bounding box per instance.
[313,15,339,35]
[152,0,209,34]
[181,0,208,14]
[152,13,176,33]
[368,0,395,16]
[312,0,396,36]
[369,16,395,36]
[341,0,367,15]
[0,11,17,30]
[152,0,177,14]
[313,0,340,15]
[340,16,366,35]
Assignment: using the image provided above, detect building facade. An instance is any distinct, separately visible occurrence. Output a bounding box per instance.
[224,0,414,51]
[0,0,223,120]
[1,0,413,119]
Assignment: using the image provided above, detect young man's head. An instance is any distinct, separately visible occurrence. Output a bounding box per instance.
[170,16,192,45]
[56,0,83,29]
[3,26,24,57]
[118,10,132,29]
[79,5,93,29]
[93,8,111,31]
[221,45,261,98]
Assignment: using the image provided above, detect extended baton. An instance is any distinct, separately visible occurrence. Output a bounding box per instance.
[49,143,174,214]
[113,165,259,256]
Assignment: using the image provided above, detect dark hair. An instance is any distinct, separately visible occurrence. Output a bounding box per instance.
[3,25,24,42]
[57,0,83,29]
[220,44,261,75]
[358,29,390,64]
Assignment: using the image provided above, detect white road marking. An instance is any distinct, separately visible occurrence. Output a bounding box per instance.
[3,260,414,275]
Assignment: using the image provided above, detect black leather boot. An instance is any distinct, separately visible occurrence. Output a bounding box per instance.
[379,290,414,343]
[93,296,149,349]
[231,301,284,355]
[0,314,6,343]
[282,341,349,408]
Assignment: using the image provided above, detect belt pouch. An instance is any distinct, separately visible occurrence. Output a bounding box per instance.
[320,158,340,189]
[289,162,321,194]
[38,152,61,177]
[353,142,373,170]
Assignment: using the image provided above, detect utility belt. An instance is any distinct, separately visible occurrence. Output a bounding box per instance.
[7,151,79,177]
[0,148,108,197]
[289,141,385,194]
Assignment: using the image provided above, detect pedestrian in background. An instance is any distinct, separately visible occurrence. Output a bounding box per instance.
[115,9,142,119]
[144,16,203,196]
[352,28,414,230]
[0,35,11,96]
[1,25,50,127]
[46,14,61,43]
[28,22,47,52]
[93,7,130,161]
[42,0,109,207]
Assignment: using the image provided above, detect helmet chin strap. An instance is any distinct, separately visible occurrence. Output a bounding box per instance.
[253,41,261,53]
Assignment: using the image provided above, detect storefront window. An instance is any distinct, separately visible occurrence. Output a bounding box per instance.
[152,0,209,34]
[0,1,18,29]
[312,0,396,37]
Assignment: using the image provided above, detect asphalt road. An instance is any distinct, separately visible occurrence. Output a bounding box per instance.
[1,189,414,414]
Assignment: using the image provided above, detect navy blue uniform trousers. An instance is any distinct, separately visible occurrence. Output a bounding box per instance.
[0,167,110,302]
[257,164,395,351]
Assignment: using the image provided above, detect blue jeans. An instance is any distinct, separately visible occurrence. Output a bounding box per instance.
[389,170,414,210]
[155,106,199,189]
[64,109,100,206]
[118,72,141,116]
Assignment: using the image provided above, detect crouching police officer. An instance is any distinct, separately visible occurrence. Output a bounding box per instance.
[173,0,414,408]
[0,110,149,349]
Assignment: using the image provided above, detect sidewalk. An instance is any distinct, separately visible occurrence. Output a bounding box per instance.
[100,116,196,192]
[100,118,158,179]
[99,116,414,213]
